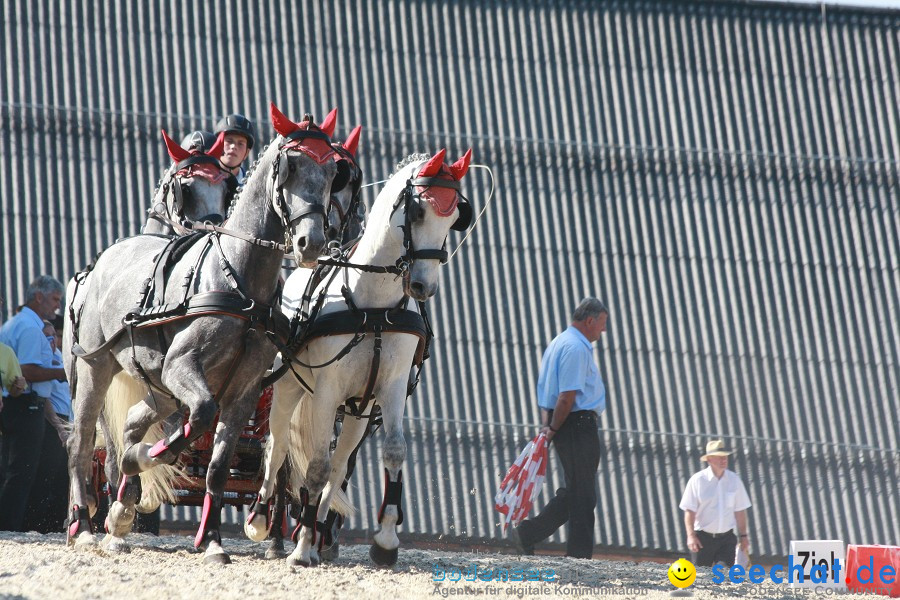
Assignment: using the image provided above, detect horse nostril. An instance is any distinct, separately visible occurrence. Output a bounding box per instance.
[327,227,338,240]
[410,282,425,297]
[296,236,307,250]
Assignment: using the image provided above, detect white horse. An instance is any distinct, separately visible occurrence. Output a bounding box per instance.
[244,148,473,567]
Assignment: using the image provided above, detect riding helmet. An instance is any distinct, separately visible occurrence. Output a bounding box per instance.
[214,113,256,150]
[180,130,216,153]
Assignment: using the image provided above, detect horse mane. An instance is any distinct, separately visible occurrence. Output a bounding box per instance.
[150,162,178,205]
[226,139,279,217]
[392,153,429,176]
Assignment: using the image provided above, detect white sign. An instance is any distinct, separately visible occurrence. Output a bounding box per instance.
[789,540,847,591]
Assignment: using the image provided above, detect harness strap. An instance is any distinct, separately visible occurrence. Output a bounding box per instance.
[183,220,288,252]
[316,257,403,274]
[349,324,382,418]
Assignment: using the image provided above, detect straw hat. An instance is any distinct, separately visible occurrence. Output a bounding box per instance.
[701,439,734,461]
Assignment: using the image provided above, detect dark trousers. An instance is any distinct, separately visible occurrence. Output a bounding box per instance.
[517,410,601,558]
[0,396,47,531]
[692,531,737,567]
[22,417,70,533]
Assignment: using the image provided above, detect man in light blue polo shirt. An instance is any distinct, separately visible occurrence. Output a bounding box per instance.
[0,275,66,531]
[511,297,608,558]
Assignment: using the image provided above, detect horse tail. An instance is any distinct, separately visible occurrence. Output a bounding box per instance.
[285,395,355,517]
[104,372,183,511]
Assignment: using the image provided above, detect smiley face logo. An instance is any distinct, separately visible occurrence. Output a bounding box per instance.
[668,558,697,588]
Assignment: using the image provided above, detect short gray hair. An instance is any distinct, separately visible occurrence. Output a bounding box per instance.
[572,297,608,322]
[25,275,64,304]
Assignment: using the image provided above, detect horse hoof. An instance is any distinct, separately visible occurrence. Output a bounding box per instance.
[321,541,340,562]
[244,520,269,543]
[203,552,232,565]
[369,543,399,566]
[286,555,313,568]
[70,532,96,548]
[265,547,286,560]
[264,539,286,560]
[100,534,131,554]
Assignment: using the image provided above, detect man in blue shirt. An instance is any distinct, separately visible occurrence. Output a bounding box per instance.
[0,276,66,531]
[511,297,608,559]
[22,316,73,533]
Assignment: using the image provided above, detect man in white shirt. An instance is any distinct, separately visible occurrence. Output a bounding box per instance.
[679,439,752,566]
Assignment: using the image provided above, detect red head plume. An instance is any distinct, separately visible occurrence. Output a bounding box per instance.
[271,102,300,137]
[448,149,472,180]
[207,131,226,159]
[319,108,338,137]
[162,130,191,163]
[419,148,446,177]
[342,125,362,156]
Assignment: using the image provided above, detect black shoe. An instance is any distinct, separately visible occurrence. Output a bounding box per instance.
[509,525,534,556]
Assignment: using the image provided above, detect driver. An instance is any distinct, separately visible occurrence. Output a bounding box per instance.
[214,113,256,184]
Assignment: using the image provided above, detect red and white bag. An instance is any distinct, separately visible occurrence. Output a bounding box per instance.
[494,433,549,532]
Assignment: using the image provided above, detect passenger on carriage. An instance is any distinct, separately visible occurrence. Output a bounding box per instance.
[214,113,256,184]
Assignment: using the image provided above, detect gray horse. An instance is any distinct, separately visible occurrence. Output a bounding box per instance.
[142,131,235,235]
[83,131,236,520]
[64,103,338,564]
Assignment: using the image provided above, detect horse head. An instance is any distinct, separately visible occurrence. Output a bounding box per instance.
[151,130,235,229]
[269,103,338,265]
[327,125,363,243]
[388,148,473,301]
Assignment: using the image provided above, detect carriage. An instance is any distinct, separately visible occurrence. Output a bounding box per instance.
[65,103,475,566]
[91,386,273,511]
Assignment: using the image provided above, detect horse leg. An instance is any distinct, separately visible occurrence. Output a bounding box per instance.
[317,410,371,562]
[370,389,407,566]
[196,391,258,565]
[285,394,338,568]
[244,380,301,543]
[263,463,289,559]
[66,358,117,548]
[98,412,131,553]
[104,393,176,551]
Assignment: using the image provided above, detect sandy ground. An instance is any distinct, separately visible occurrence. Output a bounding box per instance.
[0,531,891,600]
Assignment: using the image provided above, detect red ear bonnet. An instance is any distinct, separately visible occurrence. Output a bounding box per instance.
[418,148,446,177]
[449,149,472,180]
[271,104,337,164]
[270,102,300,137]
[162,130,191,163]
[319,108,338,137]
[207,132,226,159]
[343,125,362,157]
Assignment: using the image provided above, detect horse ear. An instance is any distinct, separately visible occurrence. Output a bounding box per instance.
[449,149,472,180]
[418,148,446,177]
[271,102,299,137]
[207,132,226,159]
[162,129,191,163]
[319,108,338,137]
[343,125,362,156]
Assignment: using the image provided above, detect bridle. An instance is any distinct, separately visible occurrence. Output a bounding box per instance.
[270,128,332,237]
[152,154,235,227]
[327,143,364,243]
